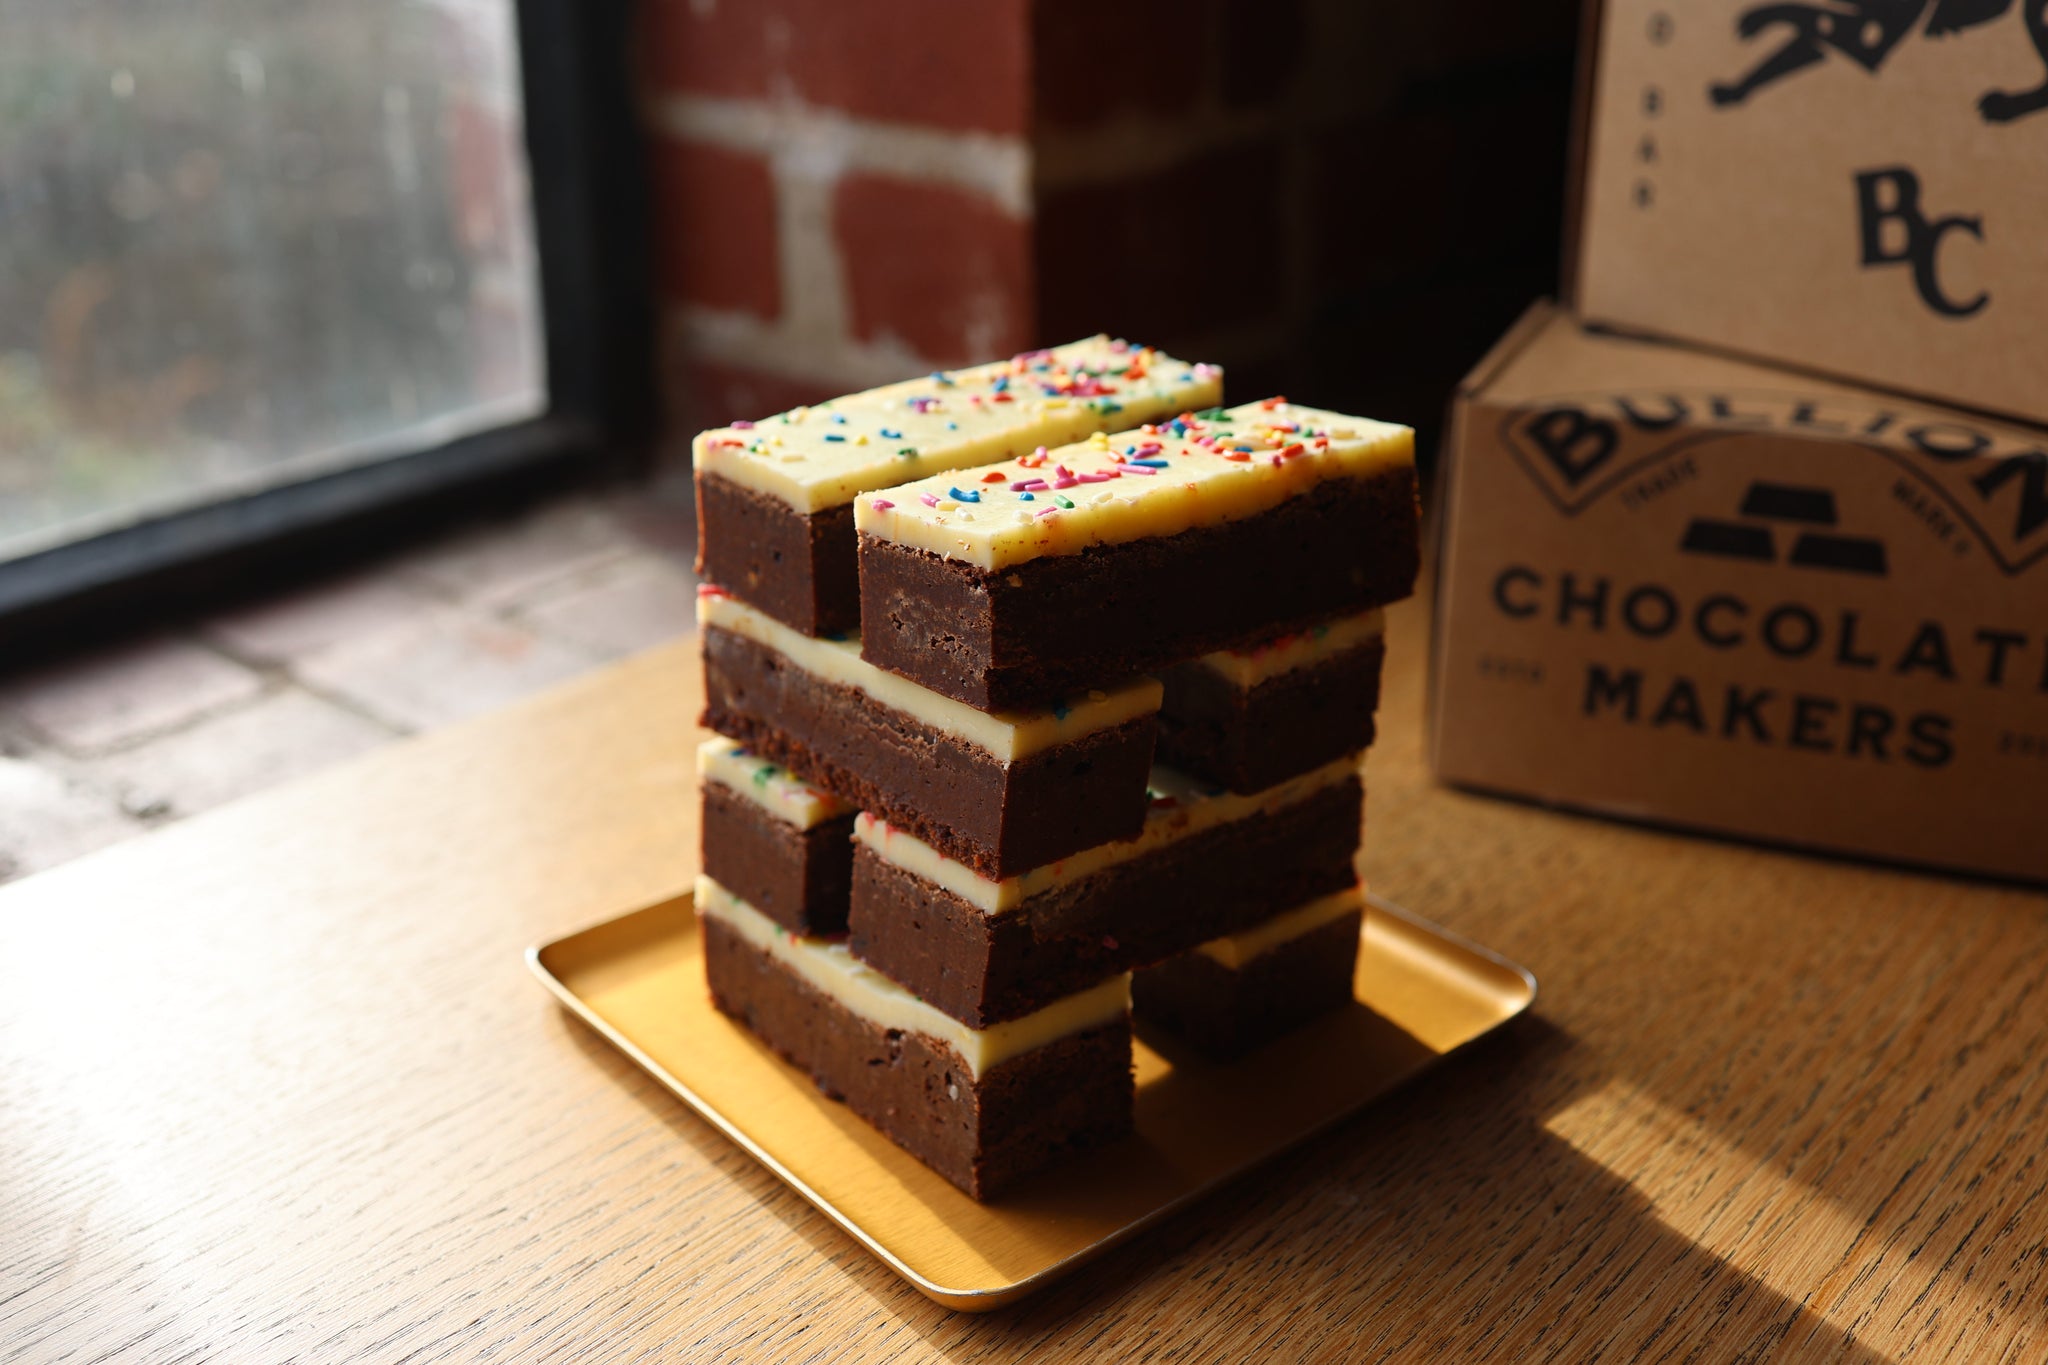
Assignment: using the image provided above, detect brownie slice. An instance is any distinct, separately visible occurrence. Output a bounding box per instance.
[698,587,1159,879]
[1157,612,1386,793]
[696,475,859,637]
[855,401,1419,710]
[1133,887,1365,1059]
[699,738,855,935]
[848,761,1364,1027]
[699,876,1133,1200]
[691,337,1221,637]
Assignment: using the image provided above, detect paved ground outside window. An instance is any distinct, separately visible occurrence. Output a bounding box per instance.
[0,468,700,884]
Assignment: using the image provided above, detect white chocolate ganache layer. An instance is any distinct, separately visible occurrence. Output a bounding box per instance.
[854,755,1361,916]
[1190,609,1386,688]
[698,738,850,831]
[698,586,1162,762]
[1192,884,1364,970]
[692,336,1222,514]
[697,875,1130,1079]
[853,399,1413,572]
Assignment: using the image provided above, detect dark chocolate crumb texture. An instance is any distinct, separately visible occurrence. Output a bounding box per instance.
[1132,885,1365,1059]
[1157,609,1386,793]
[699,738,855,935]
[693,337,1221,637]
[699,875,1134,1201]
[849,758,1364,1027]
[698,585,1160,879]
[854,400,1419,709]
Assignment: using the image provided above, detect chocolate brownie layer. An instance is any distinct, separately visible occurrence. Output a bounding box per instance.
[1133,907,1363,1059]
[849,774,1363,1026]
[702,782,854,935]
[691,340,1221,637]
[703,916,1134,1200]
[1158,639,1385,793]
[695,472,859,637]
[702,625,1155,877]
[858,470,1420,710]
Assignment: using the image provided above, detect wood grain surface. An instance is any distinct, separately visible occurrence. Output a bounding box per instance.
[3,583,2045,1363]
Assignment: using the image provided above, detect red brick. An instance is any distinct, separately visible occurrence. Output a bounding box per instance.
[517,555,700,662]
[1032,0,1215,130]
[396,496,635,607]
[833,176,1032,364]
[675,356,841,431]
[652,139,781,318]
[0,756,142,881]
[643,0,1030,136]
[1034,139,1286,344]
[291,607,593,732]
[82,690,393,823]
[0,635,264,755]
[641,0,771,103]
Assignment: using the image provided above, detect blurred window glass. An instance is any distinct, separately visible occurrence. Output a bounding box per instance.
[0,0,545,564]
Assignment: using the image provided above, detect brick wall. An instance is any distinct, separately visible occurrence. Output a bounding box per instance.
[640,0,1577,453]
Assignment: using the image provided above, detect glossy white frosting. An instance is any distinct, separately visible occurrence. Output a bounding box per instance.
[854,400,1412,571]
[698,875,1130,1079]
[698,587,1161,761]
[692,336,1221,513]
[1192,884,1364,970]
[698,737,850,830]
[854,755,1361,915]
[1190,609,1385,688]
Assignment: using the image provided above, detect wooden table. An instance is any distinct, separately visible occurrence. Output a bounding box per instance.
[5,589,2044,1363]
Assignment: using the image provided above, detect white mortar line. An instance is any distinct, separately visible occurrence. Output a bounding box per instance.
[769,162,851,345]
[670,305,934,392]
[651,93,1033,218]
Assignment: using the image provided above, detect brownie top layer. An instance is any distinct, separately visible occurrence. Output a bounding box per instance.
[697,875,1129,1078]
[698,586,1161,758]
[853,754,1362,915]
[1188,608,1385,688]
[698,737,851,831]
[690,336,1221,514]
[1195,884,1363,970]
[853,399,1413,571]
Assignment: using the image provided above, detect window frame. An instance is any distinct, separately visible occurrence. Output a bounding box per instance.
[0,0,653,636]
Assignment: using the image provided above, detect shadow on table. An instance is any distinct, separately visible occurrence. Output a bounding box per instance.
[1518,811,2048,1347]
[920,1018,1898,1362]
[563,1006,1896,1363]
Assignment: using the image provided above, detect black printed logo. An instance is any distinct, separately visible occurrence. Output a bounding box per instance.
[1496,391,2048,576]
[1855,167,1987,317]
[1710,1,2048,124]
[1680,482,1889,576]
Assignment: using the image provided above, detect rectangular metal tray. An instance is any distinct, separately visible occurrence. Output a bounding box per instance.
[528,891,1535,1311]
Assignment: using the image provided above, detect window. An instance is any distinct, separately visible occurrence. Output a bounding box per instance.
[0,0,647,626]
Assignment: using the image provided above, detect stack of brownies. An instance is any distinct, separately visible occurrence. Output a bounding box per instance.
[692,336,1420,1199]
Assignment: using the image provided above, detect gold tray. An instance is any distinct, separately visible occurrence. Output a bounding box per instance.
[527,891,1535,1311]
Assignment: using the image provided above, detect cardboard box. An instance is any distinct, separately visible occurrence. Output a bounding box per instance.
[1432,302,2048,883]
[1572,0,2048,426]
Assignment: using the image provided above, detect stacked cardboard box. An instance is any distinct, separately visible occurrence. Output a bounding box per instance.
[692,343,1422,1197]
[1434,0,2048,883]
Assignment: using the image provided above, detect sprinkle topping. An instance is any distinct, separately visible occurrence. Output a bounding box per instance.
[853,399,1413,572]
[690,336,1223,513]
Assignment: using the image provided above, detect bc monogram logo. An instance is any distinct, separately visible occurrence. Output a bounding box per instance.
[1701,7,2031,321]
[1853,167,1987,317]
